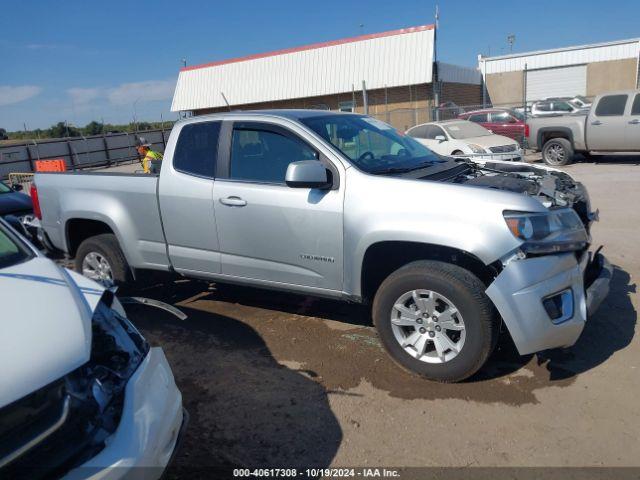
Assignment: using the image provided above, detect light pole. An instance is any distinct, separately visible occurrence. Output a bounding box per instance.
[133,97,141,132]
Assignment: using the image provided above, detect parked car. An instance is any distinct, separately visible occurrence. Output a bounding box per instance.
[531,99,585,116]
[0,180,33,226]
[406,119,523,160]
[546,95,592,109]
[34,110,611,382]
[437,101,465,119]
[528,89,640,165]
[457,108,528,144]
[0,218,186,478]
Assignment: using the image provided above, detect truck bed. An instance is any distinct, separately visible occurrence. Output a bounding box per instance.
[35,172,171,270]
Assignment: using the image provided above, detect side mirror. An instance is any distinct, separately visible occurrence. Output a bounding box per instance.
[285,161,330,189]
[435,135,447,143]
[12,184,23,192]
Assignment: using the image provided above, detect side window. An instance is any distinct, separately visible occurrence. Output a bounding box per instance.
[469,113,489,123]
[595,95,628,116]
[554,102,574,112]
[631,94,640,115]
[424,125,445,140]
[339,101,355,112]
[173,121,221,178]
[490,112,510,122]
[536,102,550,112]
[407,125,428,138]
[230,126,318,183]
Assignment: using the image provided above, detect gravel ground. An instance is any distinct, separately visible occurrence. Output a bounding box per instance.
[94,157,639,475]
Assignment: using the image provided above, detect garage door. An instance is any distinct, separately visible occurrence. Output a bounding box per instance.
[526,65,587,102]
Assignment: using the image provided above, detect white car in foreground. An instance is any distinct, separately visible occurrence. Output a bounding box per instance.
[0,219,185,479]
[406,120,522,161]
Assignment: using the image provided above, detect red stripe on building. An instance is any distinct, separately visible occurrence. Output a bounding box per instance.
[180,24,435,72]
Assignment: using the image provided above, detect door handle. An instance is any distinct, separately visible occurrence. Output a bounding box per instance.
[591,120,602,125]
[628,119,640,125]
[220,196,247,207]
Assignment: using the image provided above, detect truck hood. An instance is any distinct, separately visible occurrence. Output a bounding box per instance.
[0,191,33,215]
[0,258,106,407]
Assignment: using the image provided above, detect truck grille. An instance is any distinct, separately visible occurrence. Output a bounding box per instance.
[489,144,517,153]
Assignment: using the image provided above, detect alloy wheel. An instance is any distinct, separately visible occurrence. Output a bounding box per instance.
[390,289,466,364]
[81,251,114,286]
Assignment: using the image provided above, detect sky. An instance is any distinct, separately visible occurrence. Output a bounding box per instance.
[1,0,638,131]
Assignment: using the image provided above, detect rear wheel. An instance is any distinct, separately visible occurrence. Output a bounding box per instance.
[542,138,573,166]
[75,233,132,287]
[372,260,498,382]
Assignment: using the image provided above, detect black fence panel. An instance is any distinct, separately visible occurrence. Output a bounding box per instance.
[0,127,171,179]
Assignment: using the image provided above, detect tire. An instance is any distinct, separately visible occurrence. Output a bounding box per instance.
[372,260,498,382]
[75,233,132,287]
[542,138,573,166]
[451,150,464,155]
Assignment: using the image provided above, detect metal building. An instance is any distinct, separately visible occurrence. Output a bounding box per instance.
[171,24,482,129]
[478,37,640,106]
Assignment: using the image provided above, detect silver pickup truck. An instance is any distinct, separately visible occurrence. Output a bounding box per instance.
[528,89,640,166]
[34,110,612,382]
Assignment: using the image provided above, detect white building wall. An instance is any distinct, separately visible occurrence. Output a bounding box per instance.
[479,38,640,75]
[172,26,435,112]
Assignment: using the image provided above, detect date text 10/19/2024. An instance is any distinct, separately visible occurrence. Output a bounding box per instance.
[233,468,401,478]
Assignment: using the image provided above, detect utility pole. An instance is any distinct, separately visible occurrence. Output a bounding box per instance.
[133,97,140,132]
[362,80,369,115]
[433,4,440,121]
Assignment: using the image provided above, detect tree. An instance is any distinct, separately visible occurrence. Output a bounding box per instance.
[48,122,80,138]
[0,128,7,140]
[83,121,104,136]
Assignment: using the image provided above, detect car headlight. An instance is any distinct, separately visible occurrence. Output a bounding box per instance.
[91,293,149,379]
[468,144,486,154]
[503,209,588,254]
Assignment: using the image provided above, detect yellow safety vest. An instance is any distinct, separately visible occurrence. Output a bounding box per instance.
[142,150,163,174]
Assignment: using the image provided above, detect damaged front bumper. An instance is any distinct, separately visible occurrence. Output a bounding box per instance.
[64,348,185,480]
[486,251,612,355]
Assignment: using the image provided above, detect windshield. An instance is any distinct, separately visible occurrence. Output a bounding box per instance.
[300,115,444,173]
[0,181,11,194]
[442,121,491,139]
[0,222,33,269]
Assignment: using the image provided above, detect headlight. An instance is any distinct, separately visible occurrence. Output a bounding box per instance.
[503,209,588,254]
[91,296,149,378]
[468,143,486,154]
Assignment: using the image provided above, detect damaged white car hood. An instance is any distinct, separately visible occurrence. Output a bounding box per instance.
[0,257,106,408]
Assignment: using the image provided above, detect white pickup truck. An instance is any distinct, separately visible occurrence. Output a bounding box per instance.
[528,89,640,165]
[34,110,611,382]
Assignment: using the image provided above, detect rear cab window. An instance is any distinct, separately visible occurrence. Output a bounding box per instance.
[595,95,628,116]
[468,113,489,123]
[173,121,222,178]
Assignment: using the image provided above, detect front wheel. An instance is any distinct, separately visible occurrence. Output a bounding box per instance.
[372,261,498,382]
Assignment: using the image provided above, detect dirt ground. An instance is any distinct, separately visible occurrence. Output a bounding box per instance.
[115,157,639,475]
